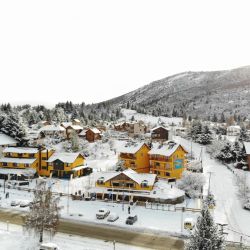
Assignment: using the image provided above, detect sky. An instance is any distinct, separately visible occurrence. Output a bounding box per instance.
[1,0,250,107]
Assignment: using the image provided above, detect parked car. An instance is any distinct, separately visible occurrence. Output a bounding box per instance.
[96,208,110,219]
[243,201,250,210]
[126,215,138,225]
[20,200,31,208]
[11,200,21,206]
[40,242,59,250]
[107,213,119,222]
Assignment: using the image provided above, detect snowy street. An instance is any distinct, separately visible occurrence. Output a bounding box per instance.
[175,136,250,245]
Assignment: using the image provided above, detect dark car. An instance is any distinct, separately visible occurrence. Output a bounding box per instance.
[126,215,138,225]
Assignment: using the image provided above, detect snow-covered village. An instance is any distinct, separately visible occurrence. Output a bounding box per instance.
[1,1,250,250]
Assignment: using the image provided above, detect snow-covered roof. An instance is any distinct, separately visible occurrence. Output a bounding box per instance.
[151,126,169,132]
[0,133,18,146]
[88,128,101,134]
[244,142,250,154]
[79,129,87,136]
[0,157,36,164]
[71,165,88,172]
[118,142,147,154]
[227,125,241,130]
[61,122,72,128]
[73,119,80,123]
[96,169,157,186]
[3,147,39,154]
[0,167,36,176]
[47,152,83,163]
[68,125,83,130]
[39,125,65,132]
[148,142,187,157]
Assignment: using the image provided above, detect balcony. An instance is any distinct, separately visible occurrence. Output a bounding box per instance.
[120,153,136,160]
[149,156,170,162]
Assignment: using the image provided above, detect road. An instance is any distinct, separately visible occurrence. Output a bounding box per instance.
[0,208,184,250]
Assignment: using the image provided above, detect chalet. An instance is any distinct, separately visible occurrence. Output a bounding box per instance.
[38,121,51,127]
[47,152,86,178]
[0,134,18,154]
[243,142,250,171]
[39,125,66,137]
[92,169,185,204]
[114,121,146,137]
[96,168,157,191]
[86,128,102,142]
[118,142,150,173]
[151,126,169,141]
[0,147,54,179]
[227,125,241,136]
[61,122,83,138]
[148,141,187,180]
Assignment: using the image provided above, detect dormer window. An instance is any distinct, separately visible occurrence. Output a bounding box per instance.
[141,180,148,188]
[97,177,104,185]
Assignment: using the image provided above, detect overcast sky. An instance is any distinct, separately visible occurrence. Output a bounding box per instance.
[1,0,250,107]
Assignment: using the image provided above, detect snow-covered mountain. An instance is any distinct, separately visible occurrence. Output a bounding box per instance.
[100,66,250,120]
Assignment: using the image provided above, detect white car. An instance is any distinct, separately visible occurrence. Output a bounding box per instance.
[40,242,60,250]
[244,202,250,210]
[20,200,31,208]
[11,200,21,206]
[96,208,110,219]
[107,213,119,222]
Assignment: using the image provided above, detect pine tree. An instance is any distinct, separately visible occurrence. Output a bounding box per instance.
[196,125,213,145]
[216,143,234,163]
[239,127,250,142]
[24,180,60,243]
[185,204,225,250]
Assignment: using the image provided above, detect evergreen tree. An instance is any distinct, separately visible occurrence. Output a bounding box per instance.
[239,127,250,142]
[185,204,225,250]
[196,125,213,145]
[216,143,234,163]
[0,113,27,145]
[70,131,80,152]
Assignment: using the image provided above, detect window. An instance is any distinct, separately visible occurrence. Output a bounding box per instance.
[3,162,7,167]
[126,183,134,188]
[42,166,48,170]
[13,163,17,167]
[141,180,148,188]
[97,177,104,185]
[112,182,120,187]
[29,154,35,157]
[18,154,22,157]
[166,172,170,177]
[42,157,47,160]
[155,162,160,167]
[24,164,29,168]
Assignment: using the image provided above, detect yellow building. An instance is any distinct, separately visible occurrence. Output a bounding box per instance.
[148,141,187,180]
[0,147,54,178]
[47,152,86,178]
[119,142,150,173]
[96,168,157,191]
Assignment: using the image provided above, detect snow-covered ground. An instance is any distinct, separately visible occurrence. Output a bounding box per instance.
[121,109,183,127]
[0,222,150,250]
[175,136,250,245]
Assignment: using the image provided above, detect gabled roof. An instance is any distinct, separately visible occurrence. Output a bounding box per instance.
[97,168,157,186]
[67,125,83,130]
[61,122,72,128]
[151,126,169,132]
[47,152,84,163]
[244,142,250,154]
[73,119,81,123]
[118,142,149,154]
[148,142,187,157]
[87,128,101,134]
[3,147,39,154]
[0,133,18,146]
[39,125,65,132]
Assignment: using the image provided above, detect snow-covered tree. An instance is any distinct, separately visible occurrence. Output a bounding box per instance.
[0,113,27,145]
[70,130,80,152]
[24,180,61,243]
[185,204,225,250]
[216,143,234,163]
[204,192,216,208]
[177,171,205,198]
[196,125,213,145]
[239,127,250,142]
